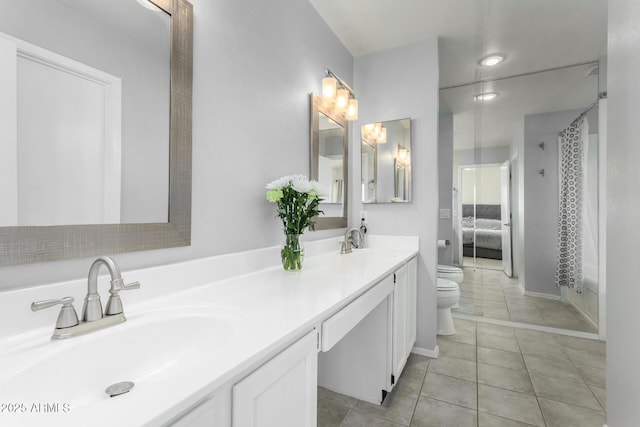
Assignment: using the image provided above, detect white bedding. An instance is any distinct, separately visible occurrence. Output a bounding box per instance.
[462,217,503,250]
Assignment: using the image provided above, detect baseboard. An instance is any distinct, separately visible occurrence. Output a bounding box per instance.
[412,345,439,358]
[523,290,562,300]
[565,297,599,330]
[453,312,600,340]
[517,282,525,295]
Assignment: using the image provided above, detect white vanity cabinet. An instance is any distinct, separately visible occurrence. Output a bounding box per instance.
[392,257,417,382]
[169,396,223,427]
[318,256,418,404]
[232,330,318,427]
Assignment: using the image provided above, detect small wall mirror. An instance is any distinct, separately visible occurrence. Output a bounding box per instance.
[310,94,348,229]
[361,118,412,203]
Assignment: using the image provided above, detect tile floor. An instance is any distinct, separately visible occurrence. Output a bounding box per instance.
[463,256,503,271]
[455,266,596,333]
[318,318,606,427]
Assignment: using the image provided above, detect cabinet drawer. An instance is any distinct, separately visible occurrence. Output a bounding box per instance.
[321,275,394,351]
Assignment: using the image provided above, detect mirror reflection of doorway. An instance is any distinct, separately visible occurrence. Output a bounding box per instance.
[457,163,512,276]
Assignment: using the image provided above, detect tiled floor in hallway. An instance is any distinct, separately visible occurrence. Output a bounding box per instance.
[455,267,596,333]
[318,318,606,427]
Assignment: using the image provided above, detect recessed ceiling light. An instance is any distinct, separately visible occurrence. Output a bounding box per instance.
[474,92,499,101]
[479,53,506,67]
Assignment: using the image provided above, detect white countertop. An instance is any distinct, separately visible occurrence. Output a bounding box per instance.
[0,235,419,426]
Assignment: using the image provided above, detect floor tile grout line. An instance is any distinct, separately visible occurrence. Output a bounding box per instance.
[406,360,429,426]
[520,346,549,427]
[476,321,480,427]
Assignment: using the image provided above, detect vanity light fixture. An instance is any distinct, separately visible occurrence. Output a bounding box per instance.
[474,92,499,101]
[322,69,358,121]
[479,53,506,67]
[362,122,386,144]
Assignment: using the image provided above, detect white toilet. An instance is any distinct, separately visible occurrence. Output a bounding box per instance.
[437,264,464,285]
[437,278,460,335]
[437,264,463,308]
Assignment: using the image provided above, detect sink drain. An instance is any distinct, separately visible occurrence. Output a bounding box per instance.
[105,381,135,397]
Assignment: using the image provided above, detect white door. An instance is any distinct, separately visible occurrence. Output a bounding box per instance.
[500,161,513,277]
[0,32,121,227]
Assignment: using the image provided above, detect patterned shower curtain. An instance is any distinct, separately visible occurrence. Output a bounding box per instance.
[555,116,587,293]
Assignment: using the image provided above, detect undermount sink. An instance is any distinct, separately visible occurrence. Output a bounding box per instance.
[0,307,231,410]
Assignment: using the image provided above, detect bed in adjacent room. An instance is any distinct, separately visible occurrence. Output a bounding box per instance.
[462,204,503,260]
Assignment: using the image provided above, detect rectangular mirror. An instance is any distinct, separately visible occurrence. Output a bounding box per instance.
[0,0,193,266]
[310,94,348,229]
[361,118,412,203]
[1,0,171,225]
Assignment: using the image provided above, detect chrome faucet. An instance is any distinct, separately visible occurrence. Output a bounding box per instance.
[83,256,140,321]
[340,228,365,254]
[31,256,140,339]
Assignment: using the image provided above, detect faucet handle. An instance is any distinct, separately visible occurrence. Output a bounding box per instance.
[31,296,80,329]
[109,279,140,292]
[105,281,140,316]
[122,281,141,291]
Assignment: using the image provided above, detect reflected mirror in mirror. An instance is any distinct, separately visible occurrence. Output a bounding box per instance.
[361,118,411,203]
[310,94,348,230]
[0,0,170,226]
[318,112,344,204]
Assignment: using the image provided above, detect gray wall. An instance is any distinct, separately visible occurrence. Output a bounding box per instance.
[0,0,352,289]
[607,0,640,423]
[353,40,439,354]
[523,108,598,296]
[438,113,453,264]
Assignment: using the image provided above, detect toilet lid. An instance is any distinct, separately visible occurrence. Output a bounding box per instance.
[437,264,462,274]
[437,278,459,290]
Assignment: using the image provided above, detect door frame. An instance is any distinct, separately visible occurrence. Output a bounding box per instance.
[456,162,510,271]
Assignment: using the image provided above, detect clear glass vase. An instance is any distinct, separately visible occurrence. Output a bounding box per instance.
[281,233,304,271]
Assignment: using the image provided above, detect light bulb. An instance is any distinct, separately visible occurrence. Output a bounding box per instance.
[322,77,337,100]
[474,92,498,101]
[335,89,349,110]
[347,98,358,120]
[479,53,506,67]
[378,127,387,144]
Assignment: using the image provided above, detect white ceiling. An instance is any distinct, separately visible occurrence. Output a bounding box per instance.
[309,0,607,88]
[310,0,607,150]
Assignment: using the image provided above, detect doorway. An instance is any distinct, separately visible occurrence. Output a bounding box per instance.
[457,162,512,276]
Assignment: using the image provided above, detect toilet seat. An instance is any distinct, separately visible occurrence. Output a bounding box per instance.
[437,264,462,273]
[437,278,459,291]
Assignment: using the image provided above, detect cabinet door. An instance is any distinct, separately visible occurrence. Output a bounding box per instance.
[406,257,417,354]
[392,263,408,379]
[170,396,220,427]
[232,330,317,427]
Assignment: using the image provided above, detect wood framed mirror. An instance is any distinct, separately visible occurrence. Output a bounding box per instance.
[310,94,348,230]
[0,0,193,266]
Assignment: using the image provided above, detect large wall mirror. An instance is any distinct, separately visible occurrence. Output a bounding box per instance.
[310,94,348,229]
[361,118,412,203]
[0,0,193,266]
